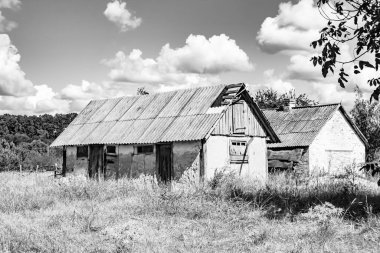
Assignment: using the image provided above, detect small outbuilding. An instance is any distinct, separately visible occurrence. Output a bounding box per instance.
[51,84,279,183]
[263,100,368,176]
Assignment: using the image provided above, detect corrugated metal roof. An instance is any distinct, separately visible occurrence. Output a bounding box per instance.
[51,85,226,146]
[264,104,340,148]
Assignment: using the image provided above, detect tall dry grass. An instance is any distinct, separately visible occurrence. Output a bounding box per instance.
[0,171,379,252]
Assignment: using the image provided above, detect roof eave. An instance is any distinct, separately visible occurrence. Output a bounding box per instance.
[241,91,281,143]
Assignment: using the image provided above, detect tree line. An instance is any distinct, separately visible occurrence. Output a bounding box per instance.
[0,113,77,172]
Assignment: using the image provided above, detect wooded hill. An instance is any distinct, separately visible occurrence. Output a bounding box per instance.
[0,113,77,145]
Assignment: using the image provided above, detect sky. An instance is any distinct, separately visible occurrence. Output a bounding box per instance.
[0,0,376,115]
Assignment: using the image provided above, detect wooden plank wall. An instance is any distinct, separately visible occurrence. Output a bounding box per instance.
[267,149,303,169]
[212,101,266,137]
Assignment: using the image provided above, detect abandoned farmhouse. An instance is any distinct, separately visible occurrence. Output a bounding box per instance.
[264,103,368,176]
[51,83,280,183]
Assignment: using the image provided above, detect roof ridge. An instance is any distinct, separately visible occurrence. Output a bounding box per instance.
[92,84,233,102]
[293,103,340,109]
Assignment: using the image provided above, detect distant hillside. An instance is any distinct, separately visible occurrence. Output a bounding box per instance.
[0,113,77,145]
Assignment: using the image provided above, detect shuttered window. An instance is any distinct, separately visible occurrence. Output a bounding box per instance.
[230,140,248,163]
[232,103,246,134]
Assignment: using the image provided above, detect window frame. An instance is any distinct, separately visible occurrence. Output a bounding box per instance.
[76,146,88,159]
[135,145,154,155]
[229,140,248,164]
[106,145,117,156]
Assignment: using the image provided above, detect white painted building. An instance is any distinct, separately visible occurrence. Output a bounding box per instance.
[51,84,280,183]
[264,102,368,176]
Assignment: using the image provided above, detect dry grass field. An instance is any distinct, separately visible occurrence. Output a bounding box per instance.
[0,171,380,253]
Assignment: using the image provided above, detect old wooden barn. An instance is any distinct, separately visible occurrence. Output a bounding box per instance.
[264,100,368,176]
[51,83,279,183]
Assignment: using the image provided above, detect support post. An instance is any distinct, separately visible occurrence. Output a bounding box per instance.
[62,146,67,177]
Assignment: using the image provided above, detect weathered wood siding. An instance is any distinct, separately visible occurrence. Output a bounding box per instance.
[212,101,266,137]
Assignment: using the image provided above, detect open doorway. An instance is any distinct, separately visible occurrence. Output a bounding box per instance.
[156,144,173,182]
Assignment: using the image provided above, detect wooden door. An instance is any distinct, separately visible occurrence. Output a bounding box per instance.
[88,145,104,180]
[232,102,246,134]
[157,144,172,182]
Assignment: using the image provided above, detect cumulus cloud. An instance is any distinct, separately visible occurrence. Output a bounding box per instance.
[104,34,253,89]
[104,0,142,32]
[257,0,324,54]
[248,69,295,95]
[59,80,131,112]
[0,85,70,115]
[256,0,374,109]
[158,34,253,74]
[0,34,35,96]
[0,0,19,32]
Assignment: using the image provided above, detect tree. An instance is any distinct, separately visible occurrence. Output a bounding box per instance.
[253,89,318,109]
[137,87,149,95]
[350,89,380,161]
[312,0,380,101]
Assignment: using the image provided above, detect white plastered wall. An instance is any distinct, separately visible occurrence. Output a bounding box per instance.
[309,110,366,175]
[204,135,268,184]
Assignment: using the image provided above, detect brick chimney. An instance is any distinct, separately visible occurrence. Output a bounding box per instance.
[283,98,296,112]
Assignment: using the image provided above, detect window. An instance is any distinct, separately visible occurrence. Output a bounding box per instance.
[230,141,248,163]
[232,103,246,134]
[106,145,116,155]
[135,145,154,154]
[77,146,88,159]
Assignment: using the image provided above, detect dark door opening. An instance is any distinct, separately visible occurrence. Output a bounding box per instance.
[88,145,104,180]
[157,144,173,182]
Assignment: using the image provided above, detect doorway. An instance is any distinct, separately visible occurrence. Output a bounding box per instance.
[157,144,173,182]
[88,145,104,180]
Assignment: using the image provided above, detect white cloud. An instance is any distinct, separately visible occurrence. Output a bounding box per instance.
[257,0,324,54]
[59,80,131,112]
[0,0,19,32]
[104,34,253,89]
[158,34,253,74]
[0,85,70,115]
[0,34,35,96]
[0,0,20,9]
[104,0,142,32]
[256,0,375,110]
[248,69,295,95]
